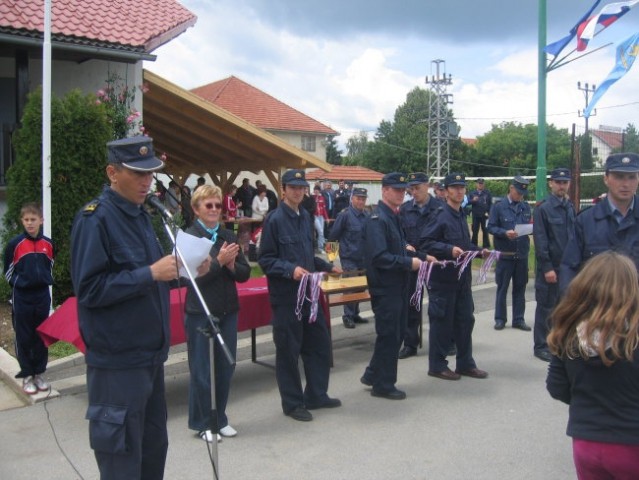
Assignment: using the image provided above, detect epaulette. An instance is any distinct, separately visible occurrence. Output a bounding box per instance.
[82,200,100,215]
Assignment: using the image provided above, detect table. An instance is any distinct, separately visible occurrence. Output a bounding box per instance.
[38,277,274,362]
[320,275,369,365]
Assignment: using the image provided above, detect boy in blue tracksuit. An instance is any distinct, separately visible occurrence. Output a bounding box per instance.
[3,203,55,394]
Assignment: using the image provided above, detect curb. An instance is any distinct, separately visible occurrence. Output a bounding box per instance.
[0,347,60,406]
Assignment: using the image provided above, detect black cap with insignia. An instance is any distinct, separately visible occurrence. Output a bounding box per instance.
[605,153,639,173]
[107,137,164,172]
[282,169,309,187]
[511,175,530,195]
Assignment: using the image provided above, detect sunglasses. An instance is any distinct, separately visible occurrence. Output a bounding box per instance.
[204,202,223,210]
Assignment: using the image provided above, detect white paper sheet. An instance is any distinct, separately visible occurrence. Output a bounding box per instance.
[174,230,212,278]
[514,223,533,236]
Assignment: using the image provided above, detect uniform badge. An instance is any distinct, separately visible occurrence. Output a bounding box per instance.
[83,200,100,215]
[622,157,630,164]
[295,172,302,178]
[139,146,149,156]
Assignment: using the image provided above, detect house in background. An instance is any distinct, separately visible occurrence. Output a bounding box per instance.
[192,76,339,163]
[590,126,624,167]
[306,165,384,205]
[0,0,197,187]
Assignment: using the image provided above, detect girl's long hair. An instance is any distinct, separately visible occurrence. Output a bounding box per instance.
[548,251,639,366]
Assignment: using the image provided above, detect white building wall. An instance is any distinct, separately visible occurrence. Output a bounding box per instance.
[272,131,328,162]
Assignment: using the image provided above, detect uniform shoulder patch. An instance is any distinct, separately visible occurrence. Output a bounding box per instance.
[82,200,100,215]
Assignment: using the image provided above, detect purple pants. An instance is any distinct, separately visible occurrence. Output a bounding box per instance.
[573,438,639,480]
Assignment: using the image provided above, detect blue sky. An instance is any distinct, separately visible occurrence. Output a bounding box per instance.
[146,0,639,144]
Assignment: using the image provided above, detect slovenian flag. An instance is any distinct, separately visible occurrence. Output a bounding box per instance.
[577,1,639,51]
[545,0,601,57]
[583,32,639,118]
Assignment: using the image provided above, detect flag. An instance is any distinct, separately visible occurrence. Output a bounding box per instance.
[577,0,639,51]
[584,32,639,118]
[545,0,602,57]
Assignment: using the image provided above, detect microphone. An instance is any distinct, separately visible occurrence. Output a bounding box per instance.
[145,193,173,220]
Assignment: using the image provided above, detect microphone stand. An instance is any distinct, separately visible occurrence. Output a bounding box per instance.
[152,203,234,480]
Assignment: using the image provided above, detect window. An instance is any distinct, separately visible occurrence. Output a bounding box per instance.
[301,135,316,152]
[592,147,598,155]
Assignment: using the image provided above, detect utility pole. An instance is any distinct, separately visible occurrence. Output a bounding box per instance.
[425,59,455,178]
[577,81,597,133]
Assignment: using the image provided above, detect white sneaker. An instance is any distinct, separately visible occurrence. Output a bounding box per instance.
[33,375,49,392]
[22,376,37,395]
[198,430,221,443]
[219,425,237,437]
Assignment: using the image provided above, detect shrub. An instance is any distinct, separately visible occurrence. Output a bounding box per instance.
[5,88,111,304]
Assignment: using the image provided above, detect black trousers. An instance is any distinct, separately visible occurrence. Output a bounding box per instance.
[12,287,50,378]
[534,281,559,353]
[402,271,422,349]
[471,215,490,248]
[363,292,407,393]
[271,303,332,413]
[86,364,168,480]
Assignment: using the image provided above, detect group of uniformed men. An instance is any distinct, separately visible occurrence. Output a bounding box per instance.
[70,132,639,476]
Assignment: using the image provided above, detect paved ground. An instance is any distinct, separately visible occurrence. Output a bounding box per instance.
[0,281,577,480]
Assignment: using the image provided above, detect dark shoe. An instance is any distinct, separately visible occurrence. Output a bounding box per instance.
[360,376,373,387]
[513,322,532,331]
[286,406,313,422]
[398,346,417,359]
[353,315,369,324]
[371,388,406,400]
[306,397,342,410]
[534,350,552,362]
[428,368,461,381]
[455,367,488,379]
[447,345,457,356]
[494,321,506,330]
[343,317,356,329]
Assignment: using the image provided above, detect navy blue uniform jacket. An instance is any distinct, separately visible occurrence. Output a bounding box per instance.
[560,195,639,291]
[328,205,368,263]
[420,203,480,285]
[488,197,531,258]
[533,195,575,283]
[399,196,441,260]
[258,202,333,305]
[71,187,170,369]
[364,201,413,296]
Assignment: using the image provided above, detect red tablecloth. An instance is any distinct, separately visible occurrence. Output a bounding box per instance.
[38,277,272,354]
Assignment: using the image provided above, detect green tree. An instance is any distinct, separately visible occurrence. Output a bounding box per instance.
[474,122,571,176]
[621,123,639,153]
[5,88,111,304]
[342,131,370,165]
[325,135,343,165]
[360,87,438,173]
[577,133,594,171]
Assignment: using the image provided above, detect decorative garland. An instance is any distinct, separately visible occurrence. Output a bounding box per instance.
[295,272,324,323]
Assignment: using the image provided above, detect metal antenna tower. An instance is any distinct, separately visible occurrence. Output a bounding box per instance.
[425,59,454,178]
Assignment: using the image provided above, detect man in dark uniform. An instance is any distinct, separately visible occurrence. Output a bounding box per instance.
[533,167,575,362]
[561,152,639,290]
[258,169,342,422]
[333,179,350,216]
[488,176,532,331]
[398,172,440,359]
[360,173,422,400]
[71,137,184,479]
[421,173,488,380]
[328,187,370,329]
[469,178,492,248]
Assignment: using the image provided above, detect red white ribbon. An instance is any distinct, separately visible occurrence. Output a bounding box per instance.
[295,272,324,323]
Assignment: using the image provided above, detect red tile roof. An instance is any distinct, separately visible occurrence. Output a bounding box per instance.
[461,137,477,147]
[591,128,624,150]
[306,165,384,182]
[191,76,338,136]
[0,0,196,52]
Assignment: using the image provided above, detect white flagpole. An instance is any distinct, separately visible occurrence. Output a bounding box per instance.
[42,0,52,238]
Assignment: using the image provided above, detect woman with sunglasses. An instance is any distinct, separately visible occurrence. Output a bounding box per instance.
[184,185,251,443]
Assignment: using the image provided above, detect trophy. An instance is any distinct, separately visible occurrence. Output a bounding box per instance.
[325,241,340,263]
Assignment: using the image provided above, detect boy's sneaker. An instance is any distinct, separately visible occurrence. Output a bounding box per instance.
[33,375,50,392]
[22,376,37,395]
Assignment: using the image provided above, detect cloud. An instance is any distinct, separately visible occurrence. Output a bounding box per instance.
[146,0,639,149]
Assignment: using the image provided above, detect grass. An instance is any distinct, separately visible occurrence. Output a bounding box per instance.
[49,341,79,359]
